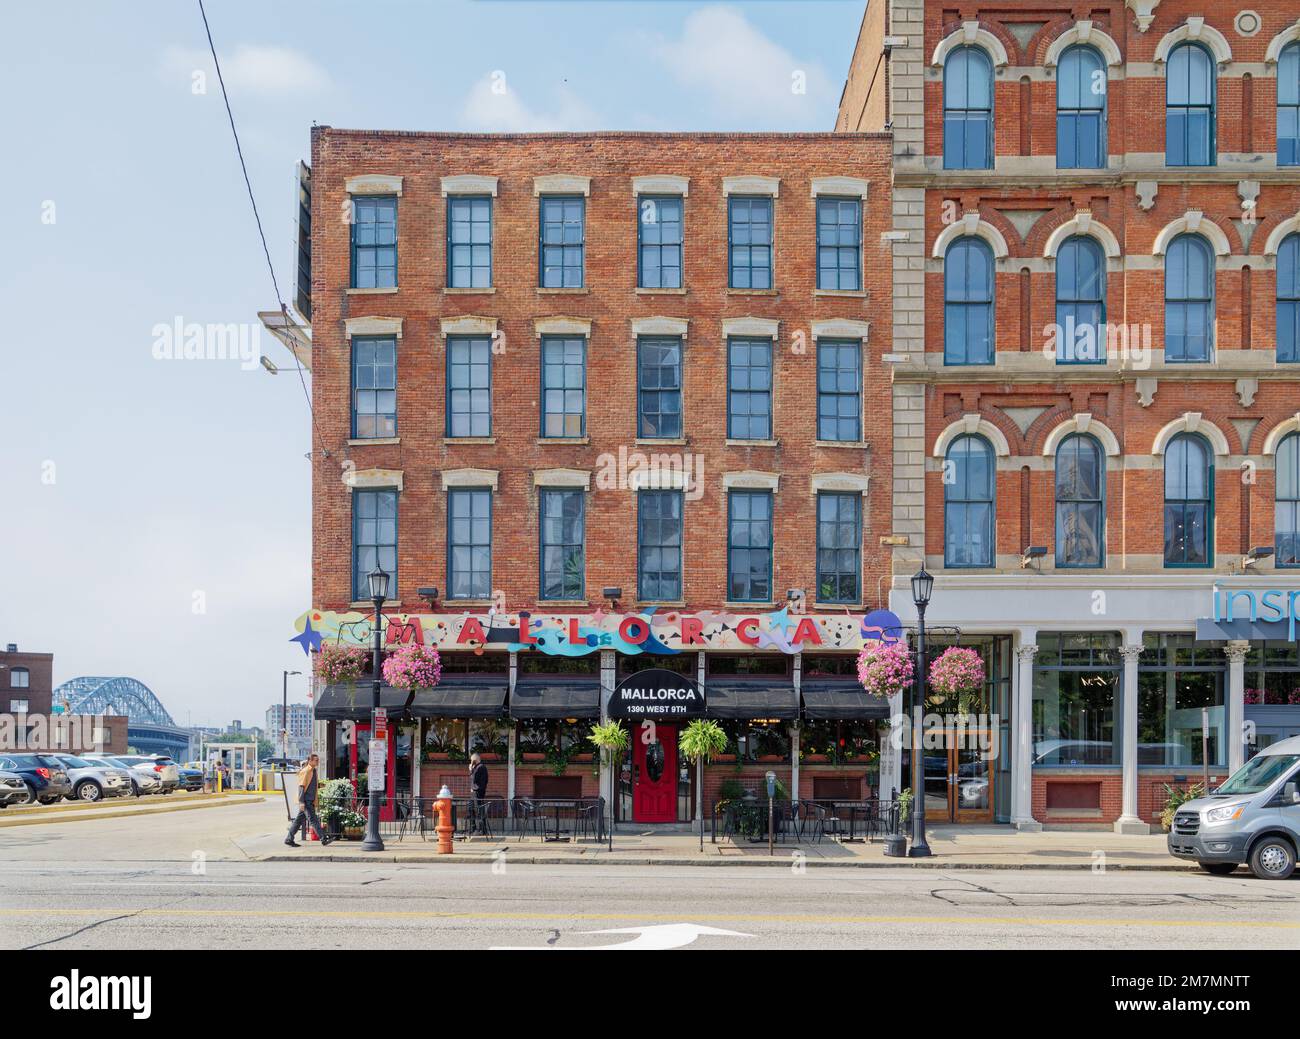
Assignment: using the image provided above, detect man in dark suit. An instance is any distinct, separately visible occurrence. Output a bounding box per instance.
[469,752,489,835]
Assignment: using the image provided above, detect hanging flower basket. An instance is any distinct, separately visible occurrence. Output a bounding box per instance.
[382,642,443,692]
[856,641,914,700]
[928,647,985,715]
[314,643,367,685]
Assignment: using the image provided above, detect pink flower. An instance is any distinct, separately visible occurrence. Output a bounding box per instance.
[314,643,367,685]
[381,642,443,692]
[1243,688,1264,705]
[928,646,984,696]
[857,641,914,699]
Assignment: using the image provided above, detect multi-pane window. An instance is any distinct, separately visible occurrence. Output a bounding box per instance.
[1279,233,1300,363]
[1164,433,1213,567]
[943,46,993,169]
[816,340,860,442]
[1165,233,1214,361]
[351,336,396,438]
[10,668,29,689]
[816,197,861,290]
[1277,433,1300,568]
[1055,434,1104,568]
[728,197,773,289]
[637,336,682,438]
[638,196,683,288]
[539,196,585,288]
[539,489,584,599]
[944,434,994,567]
[448,489,492,599]
[447,196,492,288]
[1166,42,1215,167]
[540,336,586,437]
[816,492,861,604]
[353,489,397,600]
[637,490,683,601]
[727,337,772,440]
[350,195,397,289]
[1055,235,1106,363]
[446,336,492,437]
[1056,45,1106,169]
[727,490,772,603]
[944,237,994,364]
[1281,43,1300,166]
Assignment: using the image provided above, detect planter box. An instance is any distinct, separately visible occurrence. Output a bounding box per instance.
[522,753,546,763]
[714,754,737,763]
[480,753,504,762]
[757,755,783,762]
[424,753,453,762]
[802,754,830,763]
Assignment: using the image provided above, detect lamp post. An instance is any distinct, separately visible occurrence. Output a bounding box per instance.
[362,564,389,852]
[281,670,301,762]
[909,567,933,858]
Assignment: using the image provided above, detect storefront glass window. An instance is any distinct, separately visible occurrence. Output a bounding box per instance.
[617,652,698,679]
[1032,632,1121,766]
[721,718,791,761]
[1245,641,1300,706]
[801,653,858,677]
[1138,633,1224,766]
[708,654,790,676]
[423,719,468,760]
[469,719,510,757]
[799,718,879,768]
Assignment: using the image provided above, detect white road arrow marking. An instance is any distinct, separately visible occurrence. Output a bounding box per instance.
[491,922,753,950]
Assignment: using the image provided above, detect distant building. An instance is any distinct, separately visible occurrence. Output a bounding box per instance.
[2,645,128,754]
[266,703,313,759]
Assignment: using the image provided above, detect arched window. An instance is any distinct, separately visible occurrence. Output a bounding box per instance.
[1057,45,1106,168]
[1164,432,1213,567]
[1278,432,1300,567]
[944,46,993,169]
[1165,233,1215,361]
[944,237,995,364]
[1279,232,1300,363]
[1166,42,1216,166]
[1055,235,1106,363]
[944,434,995,567]
[1055,434,1104,567]
[1279,41,1300,166]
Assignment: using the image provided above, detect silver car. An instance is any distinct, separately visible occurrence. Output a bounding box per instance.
[116,755,181,793]
[84,755,163,796]
[0,769,26,807]
[50,754,133,802]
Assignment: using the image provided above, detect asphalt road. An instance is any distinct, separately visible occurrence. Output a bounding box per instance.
[1,798,1298,950]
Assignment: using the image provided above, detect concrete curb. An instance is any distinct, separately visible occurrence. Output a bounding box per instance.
[0,797,253,829]
[3,791,222,816]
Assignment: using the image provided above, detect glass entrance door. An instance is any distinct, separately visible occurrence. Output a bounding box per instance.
[921,734,995,823]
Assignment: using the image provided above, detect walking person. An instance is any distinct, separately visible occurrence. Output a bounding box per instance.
[286,753,333,847]
[469,752,489,837]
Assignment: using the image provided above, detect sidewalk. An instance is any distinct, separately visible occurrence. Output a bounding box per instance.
[0,791,265,828]
[250,824,1188,870]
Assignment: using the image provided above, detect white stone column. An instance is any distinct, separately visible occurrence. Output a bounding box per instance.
[599,650,615,812]
[1224,641,1249,775]
[1012,642,1040,831]
[1115,643,1149,834]
[791,652,801,800]
[880,690,903,801]
[507,652,518,802]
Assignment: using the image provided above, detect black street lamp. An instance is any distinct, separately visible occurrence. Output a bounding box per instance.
[361,564,390,852]
[909,567,933,858]
[281,669,301,762]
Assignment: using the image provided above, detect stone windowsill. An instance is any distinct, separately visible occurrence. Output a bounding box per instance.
[725,438,779,447]
[349,600,402,610]
[347,437,400,447]
[635,287,688,295]
[537,600,589,606]
[634,438,688,446]
[536,437,590,445]
[812,601,862,611]
[814,440,870,450]
[446,599,493,607]
[444,286,496,295]
[637,600,686,608]
[727,288,779,296]
[445,437,497,445]
[537,287,590,295]
[346,286,399,295]
[814,288,867,298]
[724,601,776,610]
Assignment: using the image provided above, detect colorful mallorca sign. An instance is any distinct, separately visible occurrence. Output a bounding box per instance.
[290,607,904,657]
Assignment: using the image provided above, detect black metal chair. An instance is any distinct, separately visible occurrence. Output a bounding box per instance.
[511,797,546,840]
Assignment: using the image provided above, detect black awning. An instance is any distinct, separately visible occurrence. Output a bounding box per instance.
[800,680,890,721]
[314,683,415,721]
[509,676,601,719]
[316,677,508,720]
[705,682,799,720]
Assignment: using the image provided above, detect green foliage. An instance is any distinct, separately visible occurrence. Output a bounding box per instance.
[317,778,353,826]
[588,721,630,764]
[677,719,728,763]
[717,779,746,803]
[898,787,914,824]
[1161,781,1205,831]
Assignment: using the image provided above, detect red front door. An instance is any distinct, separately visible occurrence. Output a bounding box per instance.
[632,722,677,823]
[350,724,396,821]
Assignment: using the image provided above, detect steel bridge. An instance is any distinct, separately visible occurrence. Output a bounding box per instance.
[53,676,192,759]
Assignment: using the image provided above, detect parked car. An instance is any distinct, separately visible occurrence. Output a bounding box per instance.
[0,754,73,804]
[1167,734,1300,879]
[49,754,133,802]
[0,769,28,807]
[175,762,203,791]
[114,755,180,793]
[83,755,163,796]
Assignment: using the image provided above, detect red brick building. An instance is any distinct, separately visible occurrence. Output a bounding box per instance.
[0,645,128,755]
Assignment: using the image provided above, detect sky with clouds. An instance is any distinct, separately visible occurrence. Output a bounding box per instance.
[0,0,865,728]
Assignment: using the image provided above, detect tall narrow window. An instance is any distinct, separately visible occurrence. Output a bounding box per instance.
[637,336,682,438]
[727,337,772,440]
[539,489,585,599]
[1055,434,1105,567]
[1278,42,1300,166]
[351,336,396,438]
[1166,42,1216,166]
[540,335,586,437]
[353,488,397,600]
[350,195,397,289]
[727,490,773,603]
[944,237,995,364]
[447,196,492,288]
[943,46,993,169]
[638,196,683,288]
[10,668,29,689]
[1057,45,1107,169]
[637,490,683,601]
[448,489,492,599]
[446,336,492,437]
[1277,432,1300,568]
[1164,433,1213,567]
[1165,233,1215,361]
[539,196,585,287]
[1055,235,1106,363]
[944,434,995,567]
[1279,232,1300,363]
[816,197,861,290]
[816,340,861,442]
[816,492,861,604]
[728,196,772,289]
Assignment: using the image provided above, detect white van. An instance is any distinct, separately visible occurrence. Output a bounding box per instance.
[1166,734,1300,879]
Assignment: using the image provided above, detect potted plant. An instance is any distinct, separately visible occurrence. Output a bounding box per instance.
[678,719,728,851]
[857,640,914,700]
[928,646,985,716]
[314,643,367,706]
[588,721,630,849]
[317,778,352,838]
[1161,781,1205,833]
[339,808,366,840]
[382,641,442,694]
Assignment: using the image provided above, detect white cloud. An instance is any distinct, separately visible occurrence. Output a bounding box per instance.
[458,73,599,131]
[163,44,330,95]
[648,6,833,122]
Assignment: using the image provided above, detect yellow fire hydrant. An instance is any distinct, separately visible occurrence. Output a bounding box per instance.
[434,784,455,855]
